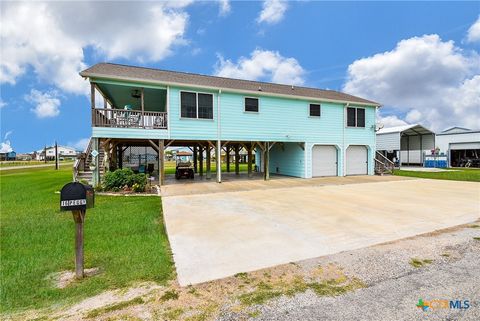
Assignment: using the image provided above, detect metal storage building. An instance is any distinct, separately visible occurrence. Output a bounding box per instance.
[376,124,435,166]
[435,127,480,167]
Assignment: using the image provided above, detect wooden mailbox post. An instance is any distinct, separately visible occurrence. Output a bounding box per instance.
[60,182,94,279]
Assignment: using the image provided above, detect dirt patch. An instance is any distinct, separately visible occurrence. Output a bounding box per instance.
[46,268,101,289]
[54,262,361,321]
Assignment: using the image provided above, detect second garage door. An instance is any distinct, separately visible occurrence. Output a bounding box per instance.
[346,145,368,175]
[312,145,337,177]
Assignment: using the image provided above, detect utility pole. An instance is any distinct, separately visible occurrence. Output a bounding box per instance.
[55,141,59,170]
[44,145,47,163]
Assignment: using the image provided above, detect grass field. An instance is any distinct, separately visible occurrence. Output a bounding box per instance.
[0,166,173,313]
[0,160,74,168]
[393,167,480,182]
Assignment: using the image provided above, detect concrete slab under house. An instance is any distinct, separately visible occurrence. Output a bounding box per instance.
[75,63,382,186]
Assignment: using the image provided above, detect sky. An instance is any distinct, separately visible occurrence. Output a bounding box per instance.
[1,1,479,153]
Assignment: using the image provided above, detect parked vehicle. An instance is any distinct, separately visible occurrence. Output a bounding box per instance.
[175,152,194,179]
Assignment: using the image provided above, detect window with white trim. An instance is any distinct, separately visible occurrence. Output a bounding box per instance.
[244,97,259,112]
[346,107,365,128]
[180,91,213,119]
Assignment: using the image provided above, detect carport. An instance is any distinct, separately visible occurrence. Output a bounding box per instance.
[376,124,435,166]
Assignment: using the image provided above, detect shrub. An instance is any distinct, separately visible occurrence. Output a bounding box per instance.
[130,173,147,192]
[103,168,134,190]
[103,169,147,192]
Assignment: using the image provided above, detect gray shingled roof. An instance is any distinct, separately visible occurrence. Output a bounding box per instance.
[80,63,380,106]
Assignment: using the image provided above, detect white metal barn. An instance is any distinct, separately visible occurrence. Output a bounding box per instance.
[376,124,435,166]
[436,127,480,167]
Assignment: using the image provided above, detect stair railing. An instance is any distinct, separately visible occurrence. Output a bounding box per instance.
[73,138,92,181]
[375,151,395,175]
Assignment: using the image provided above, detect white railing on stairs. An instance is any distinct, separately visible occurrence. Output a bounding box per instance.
[73,137,92,181]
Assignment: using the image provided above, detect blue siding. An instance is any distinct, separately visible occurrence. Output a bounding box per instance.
[92,127,168,139]
[168,86,218,140]
[219,93,345,142]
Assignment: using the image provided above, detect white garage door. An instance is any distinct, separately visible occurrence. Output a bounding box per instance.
[312,145,337,177]
[346,145,368,175]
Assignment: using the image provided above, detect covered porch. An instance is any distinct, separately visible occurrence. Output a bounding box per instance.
[90,80,168,129]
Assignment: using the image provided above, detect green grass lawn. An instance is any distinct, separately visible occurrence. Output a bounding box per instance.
[0,166,173,313]
[393,167,480,182]
[0,160,74,168]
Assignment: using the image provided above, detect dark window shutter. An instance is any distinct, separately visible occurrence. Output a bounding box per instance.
[347,107,356,127]
[198,93,213,119]
[245,98,259,112]
[181,92,197,118]
[309,104,321,117]
[356,108,365,127]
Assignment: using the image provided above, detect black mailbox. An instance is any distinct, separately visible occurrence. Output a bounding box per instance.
[60,182,94,211]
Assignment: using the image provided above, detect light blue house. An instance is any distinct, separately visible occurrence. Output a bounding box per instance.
[76,63,380,185]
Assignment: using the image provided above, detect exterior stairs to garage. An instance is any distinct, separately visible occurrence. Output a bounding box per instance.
[375,151,395,175]
[73,138,105,184]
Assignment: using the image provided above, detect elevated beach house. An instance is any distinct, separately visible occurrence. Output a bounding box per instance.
[76,63,380,185]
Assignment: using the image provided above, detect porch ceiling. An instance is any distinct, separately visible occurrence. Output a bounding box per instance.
[96,83,166,112]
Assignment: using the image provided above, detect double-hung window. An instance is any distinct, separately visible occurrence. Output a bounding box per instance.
[181,91,213,119]
[346,107,365,128]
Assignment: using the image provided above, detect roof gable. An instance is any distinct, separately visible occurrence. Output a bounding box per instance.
[441,127,472,134]
[377,124,435,135]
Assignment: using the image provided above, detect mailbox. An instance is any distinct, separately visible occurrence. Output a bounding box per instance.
[60,182,94,211]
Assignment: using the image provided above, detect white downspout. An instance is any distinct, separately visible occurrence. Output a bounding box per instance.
[217,89,222,183]
[166,85,170,139]
[343,103,349,176]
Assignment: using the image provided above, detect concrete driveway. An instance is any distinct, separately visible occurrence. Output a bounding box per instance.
[162,177,480,286]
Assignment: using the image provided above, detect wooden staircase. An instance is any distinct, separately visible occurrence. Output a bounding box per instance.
[374,151,395,175]
[73,138,105,184]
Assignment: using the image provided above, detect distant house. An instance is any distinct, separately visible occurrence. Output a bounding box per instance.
[35,146,79,161]
[16,153,33,161]
[0,151,16,161]
[436,127,480,167]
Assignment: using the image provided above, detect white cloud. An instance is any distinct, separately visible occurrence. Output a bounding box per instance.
[4,131,13,140]
[257,0,287,24]
[0,1,191,95]
[218,0,231,16]
[0,99,6,109]
[467,16,480,43]
[69,138,90,151]
[26,89,61,118]
[214,49,305,85]
[405,109,423,123]
[377,114,408,128]
[0,141,13,153]
[1,131,14,153]
[343,34,480,131]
